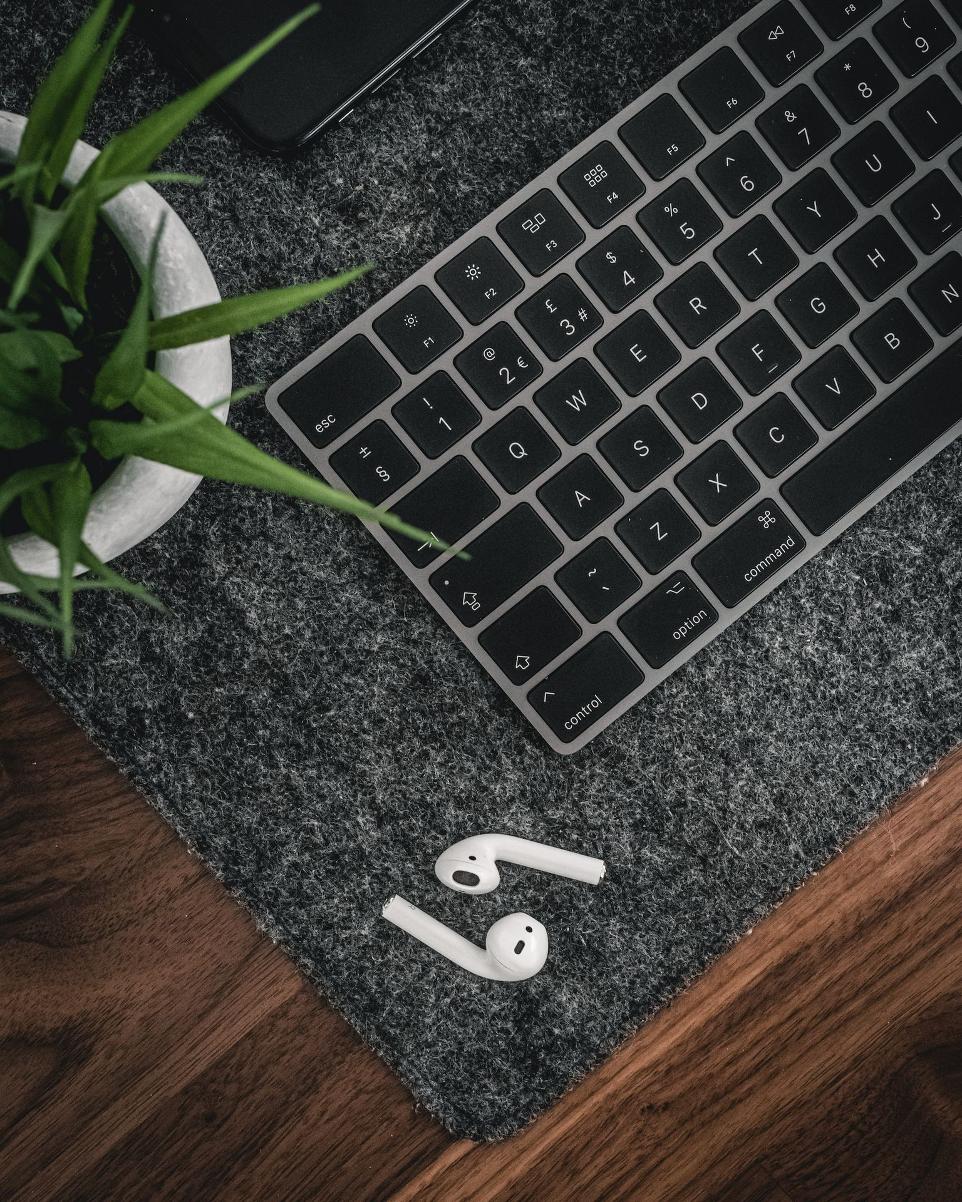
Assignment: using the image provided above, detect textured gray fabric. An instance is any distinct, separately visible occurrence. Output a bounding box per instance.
[2,0,961,1142]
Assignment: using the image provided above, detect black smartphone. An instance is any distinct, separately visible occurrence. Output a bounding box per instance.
[137,0,475,154]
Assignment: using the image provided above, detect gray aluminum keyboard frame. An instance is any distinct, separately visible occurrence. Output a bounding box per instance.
[266,0,962,755]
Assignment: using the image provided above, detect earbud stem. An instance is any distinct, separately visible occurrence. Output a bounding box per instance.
[382,896,510,980]
[493,835,605,885]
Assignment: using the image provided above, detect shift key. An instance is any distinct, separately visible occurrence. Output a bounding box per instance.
[528,633,645,744]
[693,500,805,607]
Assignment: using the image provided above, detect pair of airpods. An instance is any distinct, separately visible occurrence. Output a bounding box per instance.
[382,834,606,982]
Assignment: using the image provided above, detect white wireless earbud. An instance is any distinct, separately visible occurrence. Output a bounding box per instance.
[434,834,606,895]
[382,896,548,981]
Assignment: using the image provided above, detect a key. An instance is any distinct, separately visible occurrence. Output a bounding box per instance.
[892,169,962,254]
[657,359,743,442]
[718,312,801,394]
[834,216,917,301]
[555,538,641,623]
[792,344,876,428]
[496,188,584,276]
[278,334,401,450]
[850,298,934,382]
[693,501,805,606]
[577,226,663,312]
[800,0,881,40]
[598,406,683,491]
[478,586,580,685]
[387,456,499,567]
[372,285,462,374]
[473,407,560,493]
[697,131,782,218]
[619,94,706,180]
[435,236,524,326]
[775,263,859,348]
[675,441,760,525]
[429,503,563,626]
[832,122,914,204]
[891,76,962,159]
[815,39,897,124]
[772,167,856,253]
[527,633,644,744]
[455,322,542,409]
[329,419,419,505]
[874,0,955,77]
[756,85,840,170]
[534,358,621,445]
[781,337,962,535]
[615,489,701,573]
[739,1,823,87]
[908,250,962,335]
[516,274,603,360]
[715,214,799,300]
[537,455,623,540]
[636,179,723,265]
[679,47,765,134]
[735,393,818,476]
[392,371,480,458]
[595,310,681,395]
[618,571,719,668]
[654,262,740,348]
[558,141,645,227]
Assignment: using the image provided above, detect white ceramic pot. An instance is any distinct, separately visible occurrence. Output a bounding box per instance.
[0,111,232,592]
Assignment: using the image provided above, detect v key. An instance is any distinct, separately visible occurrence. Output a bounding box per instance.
[793,346,876,430]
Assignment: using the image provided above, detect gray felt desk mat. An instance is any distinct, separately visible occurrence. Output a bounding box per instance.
[2,0,961,1141]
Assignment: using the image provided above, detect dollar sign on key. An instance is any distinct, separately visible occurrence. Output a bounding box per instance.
[605,251,616,264]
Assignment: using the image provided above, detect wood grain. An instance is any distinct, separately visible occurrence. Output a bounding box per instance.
[2,646,962,1201]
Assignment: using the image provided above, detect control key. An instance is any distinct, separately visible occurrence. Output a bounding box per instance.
[528,633,644,744]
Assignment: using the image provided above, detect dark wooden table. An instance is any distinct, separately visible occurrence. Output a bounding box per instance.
[3,647,962,1201]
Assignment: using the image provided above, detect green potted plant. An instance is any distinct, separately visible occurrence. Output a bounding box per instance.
[0,1,433,653]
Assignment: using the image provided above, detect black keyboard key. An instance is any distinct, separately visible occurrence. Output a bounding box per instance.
[781,338,962,535]
[675,441,760,525]
[435,236,524,326]
[537,455,623,539]
[834,216,917,301]
[851,299,934,382]
[598,406,683,491]
[430,503,563,626]
[555,538,641,622]
[654,262,739,348]
[577,226,663,313]
[773,167,856,253]
[455,322,542,409]
[558,141,645,228]
[392,372,480,458]
[528,633,644,745]
[516,273,603,360]
[595,311,680,395]
[815,39,896,124]
[496,188,584,276]
[697,131,782,218]
[756,85,840,170]
[875,0,955,77]
[619,94,705,181]
[909,251,962,334]
[833,122,914,205]
[693,501,805,606]
[679,47,765,134]
[715,215,799,301]
[615,489,701,573]
[478,586,580,685]
[277,334,401,450]
[657,359,743,442]
[389,456,499,567]
[718,312,801,394]
[473,407,560,493]
[776,263,859,348]
[893,170,962,253]
[618,571,719,668]
[735,393,818,476]
[800,0,881,39]
[637,179,723,265]
[534,358,621,445]
[891,76,962,159]
[329,419,419,504]
[792,345,876,428]
[372,285,462,374]
[739,1,822,87]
